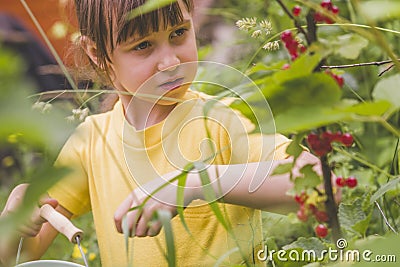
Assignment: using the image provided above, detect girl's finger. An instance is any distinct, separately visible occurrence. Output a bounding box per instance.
[114,194,135,233]
[18,223,42,237]
[31,206,46,225]
[126,209,141,237]
[135,208,154,237]
[39,196,58,209]
[1,184,29,216]
[147,220,162,237]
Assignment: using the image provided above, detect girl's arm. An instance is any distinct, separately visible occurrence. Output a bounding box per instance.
[0,184,72,265]
[114,151,322,237]
[194,151,321,209]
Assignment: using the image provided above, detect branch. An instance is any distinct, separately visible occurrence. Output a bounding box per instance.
[320,155,342,242]
[274,0,311,44]
[379,64,395,77]
[320,59,400,69]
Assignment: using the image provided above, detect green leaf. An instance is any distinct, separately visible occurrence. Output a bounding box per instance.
[127,0,177,20]
[372,74,400,110]
[293,165,321,192]
[339,197,372,236]
[328,34,369,60]
[157,210,176,267]
[122,215,131,262]
[286,134,305,158]
[262,73,342,116]
[370,177,400,203]
[272,163,294,176]
[245,62,285,76]
[273,53,322,83]
[193,161,230,230]
[176,171,190,233]
[283,237,327,257]
[342,100,391,116]
[352,234,400,267]
[360,1,400,21]
[271,106,350,134]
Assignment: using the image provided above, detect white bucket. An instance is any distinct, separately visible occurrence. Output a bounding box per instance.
[16,260,84,267]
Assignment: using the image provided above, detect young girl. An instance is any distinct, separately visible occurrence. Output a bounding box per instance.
[1,0,322,266]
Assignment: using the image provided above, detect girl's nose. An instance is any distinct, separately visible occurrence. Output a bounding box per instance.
[157,53,180,72]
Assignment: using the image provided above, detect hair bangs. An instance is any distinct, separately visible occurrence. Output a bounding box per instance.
[117,1,187,46]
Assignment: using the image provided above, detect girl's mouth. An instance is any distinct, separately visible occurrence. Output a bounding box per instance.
[159,78,185,91]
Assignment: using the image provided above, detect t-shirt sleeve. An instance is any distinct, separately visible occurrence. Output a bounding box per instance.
[248,132,291,162]
[47,121,91,217]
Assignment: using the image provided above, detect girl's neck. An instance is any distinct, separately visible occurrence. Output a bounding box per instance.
[120,95,177,130]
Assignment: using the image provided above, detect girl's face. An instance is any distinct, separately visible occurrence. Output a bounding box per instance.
[109,3,198,106]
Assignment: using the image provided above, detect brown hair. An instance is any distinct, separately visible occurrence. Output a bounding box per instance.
[73,0,194,85]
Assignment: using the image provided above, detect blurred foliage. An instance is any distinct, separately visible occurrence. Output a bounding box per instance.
[0,46,100,265]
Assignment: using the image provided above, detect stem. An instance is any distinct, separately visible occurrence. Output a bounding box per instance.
[306,10,317,44]
[374,201,398,234]
[320,155,342,242]
[274,0,311,44]
[333,147,394,179]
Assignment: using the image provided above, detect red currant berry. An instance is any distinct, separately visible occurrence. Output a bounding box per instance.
[333,131,342,142]
[346,176,358,188]
[285,40,299,54]
[315,224,329,238]
[292,5,302,17]
[299,44,307,53]
[307,133,320,146]
[308,204,318,214]
[321,0,333,10]
[334,74,344,87]
[281,30,293,43]
[332,5,340,14]
[315,211,329,222]
[282,63,291,70]
[291,53,299,61]
[294,192,308,204]
[314,12,325,22]
[322,130,335,143]
[324,17,335,24]
[336,177,346,187]
[341,133,353,147]
[297,209,308,222]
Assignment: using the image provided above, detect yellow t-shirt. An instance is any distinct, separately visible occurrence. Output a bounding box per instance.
[48,91,291,267]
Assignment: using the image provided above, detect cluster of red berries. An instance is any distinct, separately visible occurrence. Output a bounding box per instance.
[294,192,330,238]
[307,131,354,156]
[280,30,307,61]
[314,0,340,24]
[336,176,358,188]
[295,192,329,223]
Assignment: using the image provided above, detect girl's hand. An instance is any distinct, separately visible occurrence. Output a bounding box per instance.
[114,171,198,237]
[1,183,58,237]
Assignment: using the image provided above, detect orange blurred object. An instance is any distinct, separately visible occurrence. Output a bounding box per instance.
[0,0,77,63]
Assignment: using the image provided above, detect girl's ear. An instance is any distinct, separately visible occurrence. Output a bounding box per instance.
[80,36,99,66]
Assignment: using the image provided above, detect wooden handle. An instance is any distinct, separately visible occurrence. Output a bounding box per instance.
[40,204,84,243]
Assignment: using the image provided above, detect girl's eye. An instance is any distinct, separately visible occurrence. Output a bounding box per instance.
[170,28,187,38]
[133,41,151,51]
